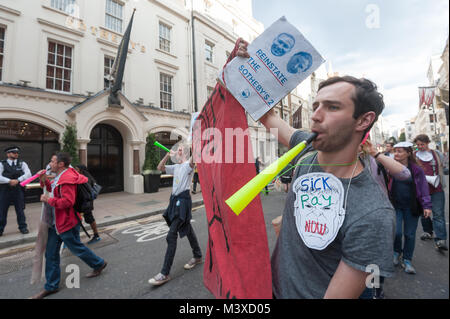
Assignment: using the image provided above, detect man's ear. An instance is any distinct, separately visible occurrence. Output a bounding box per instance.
[356,111,376,133]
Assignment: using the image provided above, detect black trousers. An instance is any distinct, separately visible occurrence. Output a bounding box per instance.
[192,172,199,192]
[0,186,27,232]
[161,218,202,276]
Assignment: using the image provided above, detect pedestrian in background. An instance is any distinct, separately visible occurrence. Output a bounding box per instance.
[414,134,448,251]
[75,164,101,244]
[389,142,432,274]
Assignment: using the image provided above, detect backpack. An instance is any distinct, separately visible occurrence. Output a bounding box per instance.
[74,182,95,213]
[59,182,96,238]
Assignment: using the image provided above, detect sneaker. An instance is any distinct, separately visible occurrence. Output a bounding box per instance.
[184,257,203,270]
[402,259,416,274]
[393,252,400,266]
[420,232,433,240]
[148,273,171,286]
[87,235,101,245]
[435,240,448,251]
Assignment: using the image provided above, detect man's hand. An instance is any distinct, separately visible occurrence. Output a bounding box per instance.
[423,209,432,218]
[237,38,250,58]
[40,194,49,203]
[9,179,19,187]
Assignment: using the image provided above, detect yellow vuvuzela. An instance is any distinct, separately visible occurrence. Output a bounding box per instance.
[226,132,317,216]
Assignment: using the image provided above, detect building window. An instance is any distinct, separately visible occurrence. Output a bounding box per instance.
[159,23,171,53]
[0,27,5,81]
[105,0,123,33]
[51,0,76,14]
[46,41,72,92]
[160,73,173,110]
[104,56,114,89]
[205,41,214,62]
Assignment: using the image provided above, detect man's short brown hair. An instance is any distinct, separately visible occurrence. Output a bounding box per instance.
[414,134,430,144]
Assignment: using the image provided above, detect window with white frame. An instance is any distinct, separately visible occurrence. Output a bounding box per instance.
[0,27,5,81]
[159,22,171,53]
[46,41,72,92]
[160,73,173,110]
[104,56,115,89]
[105,0,123,33]
[205,41,214,62]
[51,0,76,14]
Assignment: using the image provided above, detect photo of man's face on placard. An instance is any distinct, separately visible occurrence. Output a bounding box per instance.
[292,172,346,250]
[271,33,296,57]
[287,51,313,74]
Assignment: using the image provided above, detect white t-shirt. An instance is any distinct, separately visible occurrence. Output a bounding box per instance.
[165,161,193,196]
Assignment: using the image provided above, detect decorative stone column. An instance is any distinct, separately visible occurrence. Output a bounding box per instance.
[130,140,144,175]
[77,138,91,166]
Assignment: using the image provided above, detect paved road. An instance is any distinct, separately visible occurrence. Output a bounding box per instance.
[0,179,448,299]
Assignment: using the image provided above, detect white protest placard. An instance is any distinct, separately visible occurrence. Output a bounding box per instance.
[292,172,346,250]
[220,16,325,121]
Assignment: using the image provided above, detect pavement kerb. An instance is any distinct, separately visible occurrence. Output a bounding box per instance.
[0,199,204,250]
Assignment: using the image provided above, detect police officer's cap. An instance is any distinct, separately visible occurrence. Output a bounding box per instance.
[4,146,20,153]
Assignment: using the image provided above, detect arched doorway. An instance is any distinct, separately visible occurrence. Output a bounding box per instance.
[88,124,123,193]
[0,120,60,202]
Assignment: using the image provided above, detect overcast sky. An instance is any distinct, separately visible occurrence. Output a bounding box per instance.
[253,0,449,131]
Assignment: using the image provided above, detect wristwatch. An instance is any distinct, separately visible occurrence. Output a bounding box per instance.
[374,152,382,159]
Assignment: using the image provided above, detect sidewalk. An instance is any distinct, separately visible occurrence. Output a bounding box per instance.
[0,187,204,249]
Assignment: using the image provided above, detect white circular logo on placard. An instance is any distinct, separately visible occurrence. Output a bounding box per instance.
[292,172,346,250]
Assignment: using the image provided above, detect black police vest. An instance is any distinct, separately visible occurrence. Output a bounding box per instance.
[1,159,24,180]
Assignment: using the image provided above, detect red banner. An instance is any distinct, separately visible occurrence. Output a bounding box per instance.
[419,87,435,107]
[193,40,272,299]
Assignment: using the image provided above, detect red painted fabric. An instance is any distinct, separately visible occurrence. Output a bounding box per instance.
[193,39,272,299]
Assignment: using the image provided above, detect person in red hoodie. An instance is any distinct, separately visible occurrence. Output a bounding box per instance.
[30,152,107,299]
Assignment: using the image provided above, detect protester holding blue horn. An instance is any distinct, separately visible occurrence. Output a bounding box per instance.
[235,41,395,299]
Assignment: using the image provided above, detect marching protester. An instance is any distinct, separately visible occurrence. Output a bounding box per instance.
[388,142,432,275]
[413,134,448,251]
[384,142,395,158]
[148,144,202,286]
[75,164,101,244]
[30,152,107,299]
[0,146,31,236]
[237,41,395,299]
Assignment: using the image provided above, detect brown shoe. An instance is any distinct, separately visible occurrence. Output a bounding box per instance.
[86,261,107,278]
[29,289,59,299]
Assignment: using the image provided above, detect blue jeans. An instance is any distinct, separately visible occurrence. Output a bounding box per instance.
[420,191,447,241]
[394,207,419,261]
[44,225,104,291]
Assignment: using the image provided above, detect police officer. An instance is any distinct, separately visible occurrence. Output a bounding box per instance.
[0,146,31,236]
